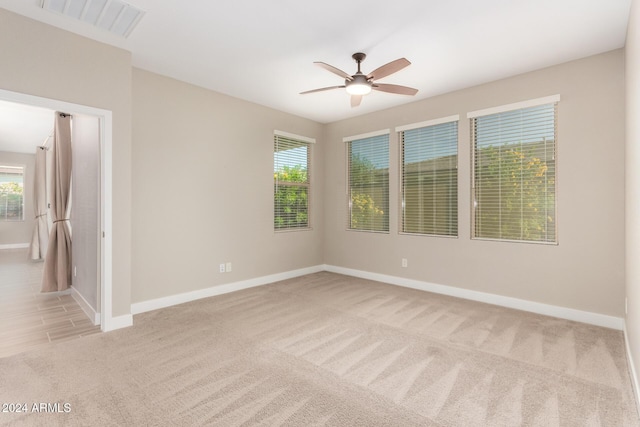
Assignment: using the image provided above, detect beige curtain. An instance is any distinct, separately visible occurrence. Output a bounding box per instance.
[29,146,49,260]
[42,113,72,292]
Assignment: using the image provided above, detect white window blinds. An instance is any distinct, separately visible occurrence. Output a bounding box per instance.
[400,119,458,236]
[274,134,311,230]
[471,101,557,243]
[0,165,25,221]
[346,132,389,232]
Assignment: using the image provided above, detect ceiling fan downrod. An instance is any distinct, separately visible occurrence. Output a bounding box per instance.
[352,52,366,74]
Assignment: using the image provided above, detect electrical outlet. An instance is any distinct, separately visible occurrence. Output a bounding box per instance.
[74,266,77,277]
[226,262,232,272]
[219,263,225,273]
[402,258,408,268]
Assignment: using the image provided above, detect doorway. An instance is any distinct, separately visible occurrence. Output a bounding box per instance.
[0,89,114,332]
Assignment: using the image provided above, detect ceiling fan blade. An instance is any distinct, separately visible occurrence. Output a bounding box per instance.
[350,95,362,108]
[373,83,418,96]
[314,62,353,81]
[367,58,411,81]
[300,85,345,95]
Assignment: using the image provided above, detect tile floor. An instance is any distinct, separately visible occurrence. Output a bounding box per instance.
[0,248,100,358]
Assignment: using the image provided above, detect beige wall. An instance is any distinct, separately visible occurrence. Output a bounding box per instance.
[323,49,625,316]
[625,0,640,397]
[0,9,132,317]
[131,69,324,303]
[0,151,35,246]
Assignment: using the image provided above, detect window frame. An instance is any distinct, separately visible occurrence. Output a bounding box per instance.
[273,130,314,232]
[344,129,390,233]
[397,115,459,238]
[0,163,26,222]
[468,95,559,245]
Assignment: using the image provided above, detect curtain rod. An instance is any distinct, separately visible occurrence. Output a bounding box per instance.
[40,113,71,150]
[42,127,54,148]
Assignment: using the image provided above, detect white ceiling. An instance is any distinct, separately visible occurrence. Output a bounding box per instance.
[0,0,632,128]
[0,100,54,154]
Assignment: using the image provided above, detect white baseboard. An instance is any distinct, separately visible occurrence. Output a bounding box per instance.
[0,243,29,250]
[624,321,640,418]
[70,287,100,325]
[131,265,325,315]
[129,263,623,330]
[323,264,624,330]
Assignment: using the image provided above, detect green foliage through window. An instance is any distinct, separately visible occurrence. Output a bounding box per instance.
[347,134,389,232]
[0,166,25,221]
[401,120,458,236]
[274,135,310,230]
[473,103,556,243]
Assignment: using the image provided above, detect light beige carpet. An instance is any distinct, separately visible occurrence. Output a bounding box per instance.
[0,272,638,426]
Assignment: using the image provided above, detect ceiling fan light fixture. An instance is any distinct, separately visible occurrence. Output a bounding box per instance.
[345,74,372,95]
[345,82,372,95]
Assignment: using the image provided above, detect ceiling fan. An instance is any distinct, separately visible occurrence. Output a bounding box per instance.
[300,52,418,107]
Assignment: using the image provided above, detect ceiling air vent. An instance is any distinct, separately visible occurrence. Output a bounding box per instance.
[40,0,145,38]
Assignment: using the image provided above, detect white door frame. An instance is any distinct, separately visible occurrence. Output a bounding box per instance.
[0,89,115,331]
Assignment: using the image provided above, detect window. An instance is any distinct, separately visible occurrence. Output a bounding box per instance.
[470,96,558,243]
[274,131,313,230]
[0,165,25,221]
[346,131,389,232]
[399,117,458,236]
